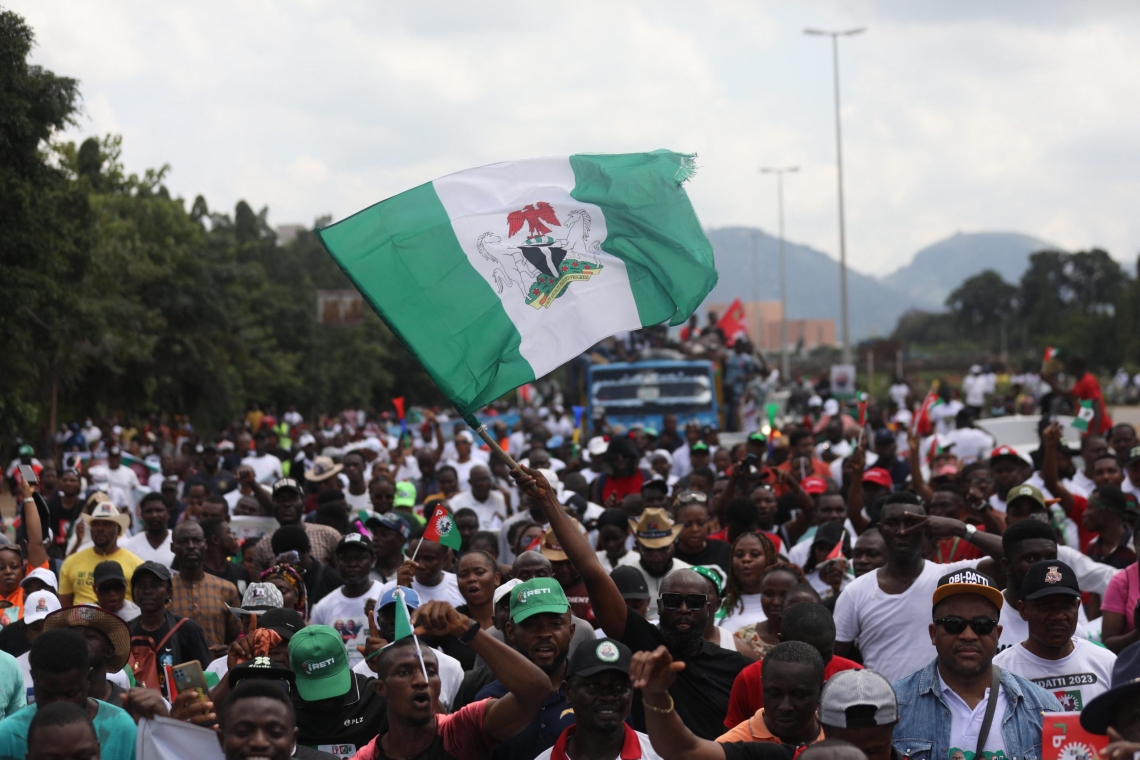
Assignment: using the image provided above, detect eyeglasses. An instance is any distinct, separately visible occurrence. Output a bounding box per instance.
[674,492,708,505]
[660,592,708,610]
[934,616,998,636]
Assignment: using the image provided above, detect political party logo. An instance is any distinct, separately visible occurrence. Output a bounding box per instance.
[477,203,604,310]
[303,657,337,675]
[434,515,454,537]
[1054,689,1083,711]
[517,586,553,604]
[1045,566,1063,584]
[596,641,620,663]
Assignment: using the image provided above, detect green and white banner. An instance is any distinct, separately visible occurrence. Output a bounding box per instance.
[317,150,717,416]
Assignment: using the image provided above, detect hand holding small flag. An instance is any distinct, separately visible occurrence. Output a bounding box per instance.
[511,463,556,502]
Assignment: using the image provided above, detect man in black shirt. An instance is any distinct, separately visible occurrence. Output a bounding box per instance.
[288,623,387,756]
[220,679,337,760]
[201,518,250,596]
[271,524,343,607]
[515,466,752,740]
[128,561,212,694]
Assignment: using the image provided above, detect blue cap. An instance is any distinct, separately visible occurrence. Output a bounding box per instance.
[379,586,420,610]
[366,511,410,541]
[547,436,564,449]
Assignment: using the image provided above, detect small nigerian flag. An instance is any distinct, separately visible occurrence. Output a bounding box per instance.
[317,151,717,417]
[1072,399,1095,432]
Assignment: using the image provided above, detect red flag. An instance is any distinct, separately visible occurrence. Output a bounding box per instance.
[716,298,749,347]
[912,391,941,437]
[825,531,847,561]
[422,504,462,550]
[392,397,406,420]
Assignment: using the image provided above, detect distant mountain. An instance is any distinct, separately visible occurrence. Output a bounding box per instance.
[882,231,1062,308]
[701,227,927,341]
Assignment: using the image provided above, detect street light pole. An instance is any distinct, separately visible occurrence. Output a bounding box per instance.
[760,166,798,383]
[805,26,864,366]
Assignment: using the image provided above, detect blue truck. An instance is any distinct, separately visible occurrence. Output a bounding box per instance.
[585,360,720,433]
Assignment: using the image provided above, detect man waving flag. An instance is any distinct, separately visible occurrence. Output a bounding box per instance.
[317,151,717,418]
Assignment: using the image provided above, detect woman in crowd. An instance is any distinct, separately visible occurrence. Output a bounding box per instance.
[455,550,500,632]
[672,498,731,573]
[733,562,806,659]
[259,563,308,619]
[594,508,631,571]
[718,531,777,633]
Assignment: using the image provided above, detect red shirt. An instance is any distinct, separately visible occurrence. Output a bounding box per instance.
[1071,373,1112,433]
[935,525,984,563]
[601,472,645,503]
[725,654,862,727]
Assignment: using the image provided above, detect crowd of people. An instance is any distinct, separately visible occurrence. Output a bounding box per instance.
[0,353,1138,760]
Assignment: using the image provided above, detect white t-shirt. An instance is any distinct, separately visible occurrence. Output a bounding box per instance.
[448,490,507,532]
[806,566,852,597]
[243,453,283,485]
[351,646,464,711]
[834,558,981,683]
[993,638,1115,712]
[942,427,995,464]
[615,554,691,622]
[309,581,386,667]
[930,400,965,436]
[378,573,466,608]
[444,458,480,487]
[534,730,663,760]
[343,489,372,513]
[719,593,767,634]
[889,383,911,409]
[122,530,175,567]
[963,375,988,407]
[94,464,142,508]
[941,672,1008,760]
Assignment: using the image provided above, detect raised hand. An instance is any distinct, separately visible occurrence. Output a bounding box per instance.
[630,645,686,697]
[414,600,472,638]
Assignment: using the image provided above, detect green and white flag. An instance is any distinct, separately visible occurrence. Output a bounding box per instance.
[1072,399,1095,432]
[317,151,717,417]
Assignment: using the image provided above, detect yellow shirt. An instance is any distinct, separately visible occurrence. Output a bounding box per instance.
[59,546,145,604]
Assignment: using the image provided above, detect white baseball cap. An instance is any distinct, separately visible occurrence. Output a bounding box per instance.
[23,591,61,624]
[20,567,58,592]
[493,578,523,607]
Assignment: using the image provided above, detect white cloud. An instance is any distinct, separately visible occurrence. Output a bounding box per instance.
[10,0,1140,276]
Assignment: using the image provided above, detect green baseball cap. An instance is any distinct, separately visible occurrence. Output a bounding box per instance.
[17,445,33,456]
[393,481,417,508]
[510,578,570,624]
[288,625,351,701]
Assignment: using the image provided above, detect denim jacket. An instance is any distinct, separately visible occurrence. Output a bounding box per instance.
[892,660,1062,760]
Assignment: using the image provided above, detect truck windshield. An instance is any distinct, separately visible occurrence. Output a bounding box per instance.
[590,365,714,416]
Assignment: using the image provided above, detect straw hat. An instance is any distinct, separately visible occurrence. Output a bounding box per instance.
[628,507,682,549]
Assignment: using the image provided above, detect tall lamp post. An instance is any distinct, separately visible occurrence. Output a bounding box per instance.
[760,166,798,383]
[805,26,864,366]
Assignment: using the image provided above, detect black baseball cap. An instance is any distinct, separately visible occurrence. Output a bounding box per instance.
[1128,446,1140,467]
[1021,559,1081,600]
[132,561,172,584]
[610,566,649,601]
[259,608,306,641]
[228,655,297,691]
[93,561,126,588]
[335,532,374,554]
[566,638,632,679]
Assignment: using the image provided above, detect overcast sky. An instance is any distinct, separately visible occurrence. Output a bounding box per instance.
[13,1,1140,276]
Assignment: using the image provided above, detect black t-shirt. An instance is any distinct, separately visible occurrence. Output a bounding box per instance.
[129,612,213,693]
[295,672,388,756]
[451,664,495,711]
[46,493,84,555]
[721,743,794,760]
[305,560,345,608]
[205,560,250,591]
[621,611,751,741]
[674,539,733,574]
[0,620,30,658]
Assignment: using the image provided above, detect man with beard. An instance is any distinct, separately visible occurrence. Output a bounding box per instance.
[58,502,142,607]
[717,641,826,746]
[475,578,576,760]
[535,638,664,760]
[515,466,751,740]
[169,521,242,655]
[892,570,1059,760]
[987,446,1031,512]
[351,601,556,760]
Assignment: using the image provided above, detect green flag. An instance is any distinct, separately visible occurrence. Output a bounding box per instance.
[1072,399,1095,433]
[316,151,717,417]
[393,587,415,642]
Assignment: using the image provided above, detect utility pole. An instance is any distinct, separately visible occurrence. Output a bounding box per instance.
[760,166,798,384]
[805,26,864,366]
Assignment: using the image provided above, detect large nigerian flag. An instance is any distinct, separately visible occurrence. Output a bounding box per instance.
[317,150,717,416]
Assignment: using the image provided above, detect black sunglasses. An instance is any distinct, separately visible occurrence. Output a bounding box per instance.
[934,616,998,636]
[660,592,708,610]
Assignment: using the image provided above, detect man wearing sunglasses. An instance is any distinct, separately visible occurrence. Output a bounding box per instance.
[514,465,750,741]
[891,569,1060,760]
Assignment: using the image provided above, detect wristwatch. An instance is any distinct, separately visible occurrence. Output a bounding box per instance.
[458,620,481,644]
[964,523,978,541]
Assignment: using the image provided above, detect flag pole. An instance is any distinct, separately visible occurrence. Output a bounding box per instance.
[467,419,521,472]
[398,588,430,683]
